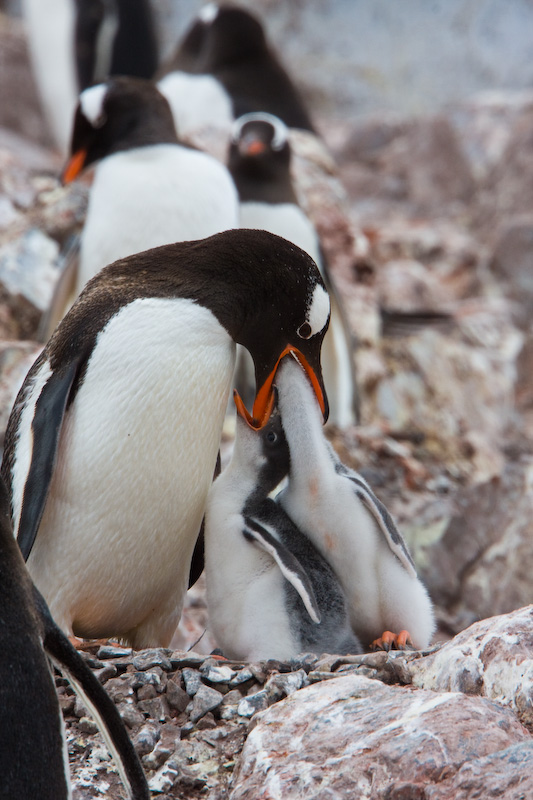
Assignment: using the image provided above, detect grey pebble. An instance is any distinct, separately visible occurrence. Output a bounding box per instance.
[229,667,255,687]
[169,651,206,669]
[132,649,173,672]
[182,667,203,696]
[97,645,132,660]
[189,684,224,723]
[200,663,236,685]
[104,676,136,703]
[94,664,118,684]
[133,668,166,692]
[237,689,270,717]
[138,696,169,722]
[117,702,145,729]
[134,723,161,757]
[166,679,190,713]
[78,716,99,735]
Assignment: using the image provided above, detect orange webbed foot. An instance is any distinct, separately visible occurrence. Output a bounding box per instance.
[370,630,414,652]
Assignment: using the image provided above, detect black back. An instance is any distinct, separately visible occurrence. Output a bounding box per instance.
[75,0,158,89]
[166,4,315,131]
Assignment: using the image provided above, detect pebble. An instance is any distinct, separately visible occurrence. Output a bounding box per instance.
[132,649,173,672]
[133,723,161,757]
[182,667,203,696]
[78,717,99,735]
[166,679,190,713]
[133,668,166,692]
[97,645,132,659]
[137,697,169,723]
[237,689,271,717]
[169,651,206,669]
[189,684,224,723]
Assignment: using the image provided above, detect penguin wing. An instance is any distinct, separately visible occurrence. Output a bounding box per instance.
[35,587,150,799]
[243,516,321,624]
[347,475,417,577]
[17,359,80,560]
[37,236,80,342]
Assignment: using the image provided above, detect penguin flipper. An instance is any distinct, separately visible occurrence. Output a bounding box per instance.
[37,236,80,343]
[243,516,321,624]
[17,360,80,560]
[348,476,417,577]
[35,588,150,800]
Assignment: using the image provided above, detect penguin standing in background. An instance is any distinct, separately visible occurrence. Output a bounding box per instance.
[158,2,315,139]
[3,229,330,649]
[275,357,435,651]
[0,475,149,800]
[23,0,159,153]
[205,390,362,661]
[39,76,239,338]
[229,112,358,427]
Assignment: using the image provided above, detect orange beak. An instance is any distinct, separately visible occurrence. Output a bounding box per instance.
[240,138,266,157]
[238,346,326,430]
[61,148,87,184]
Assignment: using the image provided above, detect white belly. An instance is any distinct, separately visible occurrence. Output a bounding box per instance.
[26,298,235,646]
[78,144,238,291]
[158,72,233,139]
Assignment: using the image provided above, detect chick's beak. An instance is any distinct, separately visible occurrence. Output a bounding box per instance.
[246,345,327,430]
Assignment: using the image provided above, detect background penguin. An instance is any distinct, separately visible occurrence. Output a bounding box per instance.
[2,229,330,649]
[158,2,315,140]
[228,111,359,427]
[0,474,149,800]
[23,0,159,153]
[275,357,435,651]
[39,75,239,339]
[205,390,362,661]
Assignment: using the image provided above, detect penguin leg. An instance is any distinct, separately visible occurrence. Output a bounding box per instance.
[370,630,414,652]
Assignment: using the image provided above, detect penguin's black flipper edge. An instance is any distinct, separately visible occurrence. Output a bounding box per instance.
[350,479,417,577]
[17,360,80,561]
[243,516,321,624]
[37,236,80,343]
[35,588,150,800]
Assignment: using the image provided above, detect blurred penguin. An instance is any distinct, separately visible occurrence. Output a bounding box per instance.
[229,112,358,427]
[23,0,158,153]
[158,2,315,140]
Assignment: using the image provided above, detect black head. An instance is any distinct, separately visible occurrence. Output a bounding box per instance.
[196,3,268,69]
[233,390,290,493]
[62,76,178,182]
[228,112,297,204]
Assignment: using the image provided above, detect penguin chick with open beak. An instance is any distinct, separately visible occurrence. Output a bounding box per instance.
[228,112,358,427]
[0,474,149,800]
[204,387,362,661]
[275,357,435,651]
[2,229,329,649]
[40,75,239,339]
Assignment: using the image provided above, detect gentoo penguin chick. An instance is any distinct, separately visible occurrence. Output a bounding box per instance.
[205,390,362,661]
[0,475,149,799]
[275,357,435,651]
[158,2,315,139]
[229,112,358,428]
[2,229,330,649]
[40,76,239,338]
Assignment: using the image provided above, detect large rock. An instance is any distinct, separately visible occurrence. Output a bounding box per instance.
[408,606,533,727]
[408,463,533,633]
[230,673,530,799]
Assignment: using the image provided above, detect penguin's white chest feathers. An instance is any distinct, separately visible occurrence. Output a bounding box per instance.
[79,144,238,290]
[158,72,233,139]
[24,298,235,639]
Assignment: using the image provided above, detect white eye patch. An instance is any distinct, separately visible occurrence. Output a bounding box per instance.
[232,112,288,150]
[80,84,108,127]
[304,284,330,337]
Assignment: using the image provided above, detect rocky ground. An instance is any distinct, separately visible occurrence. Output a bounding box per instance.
[0,7,532,799]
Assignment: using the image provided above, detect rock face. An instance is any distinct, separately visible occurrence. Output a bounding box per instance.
[231,675,530,799]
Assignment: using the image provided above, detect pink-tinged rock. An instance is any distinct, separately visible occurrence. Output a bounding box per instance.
[408,606,533,727]
[230,674,529,800]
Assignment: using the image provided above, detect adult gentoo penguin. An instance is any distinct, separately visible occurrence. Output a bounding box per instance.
[39,75,239,338]
[205,390,362,661]
[2,229,330,649]
[23,0,159,153]
[158,2,315,139]
[229,112,358,427]
[275,358,435,651]
[0,475,149,799]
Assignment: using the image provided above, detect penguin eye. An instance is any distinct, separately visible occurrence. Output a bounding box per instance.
[297,322,312,339]
[266,430,278,444]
